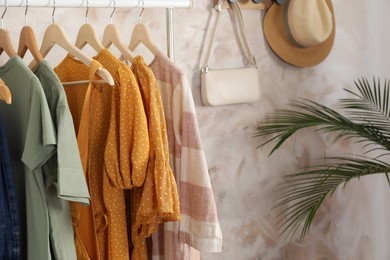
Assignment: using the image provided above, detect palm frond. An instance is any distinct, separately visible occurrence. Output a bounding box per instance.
[254,99,390,155]
[276,157,390,241]
[255,77,390,242]
[341,77,390,137]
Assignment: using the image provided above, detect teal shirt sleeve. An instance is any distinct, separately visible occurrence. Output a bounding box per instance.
[35,61,90,205]
[56,104,90,205]
[21,77,56,171]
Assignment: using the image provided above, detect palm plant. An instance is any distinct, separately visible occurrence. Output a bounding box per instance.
[255,77,390,241]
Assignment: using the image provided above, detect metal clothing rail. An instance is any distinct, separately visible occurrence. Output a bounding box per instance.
[4,0,191,9]
[2,0,192,60]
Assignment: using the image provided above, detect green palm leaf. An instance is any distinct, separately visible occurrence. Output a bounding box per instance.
[275,157,390,241]
[254,99,390,154]
[255,77,390,241]
[341,78,390,135]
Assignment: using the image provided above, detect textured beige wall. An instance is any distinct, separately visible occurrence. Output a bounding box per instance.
[1,0,389,259]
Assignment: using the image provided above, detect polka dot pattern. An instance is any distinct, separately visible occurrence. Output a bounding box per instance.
[55,56,104,260]
[130,56,181,260]
[98,50,149,260]
[55,52,180,260]
[55,50,143,260]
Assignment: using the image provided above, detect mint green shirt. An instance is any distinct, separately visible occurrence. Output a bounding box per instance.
[35,60,90,260]
[0,56,56,260]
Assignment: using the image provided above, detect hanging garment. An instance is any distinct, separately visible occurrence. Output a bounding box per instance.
[54,49,149,260]
[0,56,57,260]
[130,55,181,260]
[34,60,91,260]
[54,57,109,260]
[100,50,150,260]
[0,115,20,260]
[147,52,223,259]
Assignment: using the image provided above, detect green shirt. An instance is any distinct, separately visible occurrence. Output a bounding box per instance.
[35,60,90,260]
[0,56,56,260]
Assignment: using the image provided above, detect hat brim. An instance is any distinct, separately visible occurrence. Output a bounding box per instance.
[263,0,336,67]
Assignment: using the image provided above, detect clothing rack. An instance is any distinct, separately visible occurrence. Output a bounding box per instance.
[3,0,192,61]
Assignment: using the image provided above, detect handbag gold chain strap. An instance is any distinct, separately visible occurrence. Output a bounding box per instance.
[202,0,257,72]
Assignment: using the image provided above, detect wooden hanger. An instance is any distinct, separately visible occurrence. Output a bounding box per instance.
[75,23,105,52]
[18,26,44,62]
[0,78,12,104]
[0,0,16,58]
[0,28,17,57]
[128,23,160,56]
[75,2,104,52]
[102,0,135,63]
[102,24,135,63]
[18,0,43,62]
[128,4,160,56]
[29,23,114,86]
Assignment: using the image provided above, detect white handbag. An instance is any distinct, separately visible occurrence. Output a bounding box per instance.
[200,0,260,106]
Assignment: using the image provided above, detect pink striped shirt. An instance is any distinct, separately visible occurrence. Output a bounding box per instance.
[146,53,223,259]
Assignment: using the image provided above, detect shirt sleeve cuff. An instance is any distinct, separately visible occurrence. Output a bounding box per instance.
[57,167,90,205]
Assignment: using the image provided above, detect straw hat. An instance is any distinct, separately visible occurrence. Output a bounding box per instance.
[263,0,335,67]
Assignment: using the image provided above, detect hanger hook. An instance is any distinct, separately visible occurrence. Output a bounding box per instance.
[85,0,89,24]
[138,0,144,23]
[110,0,116,24]
[25,0,29,25]
[1,0,8,29]
[51,0,56,24]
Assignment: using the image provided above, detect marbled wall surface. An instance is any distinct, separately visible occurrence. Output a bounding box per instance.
[1,0,389,259]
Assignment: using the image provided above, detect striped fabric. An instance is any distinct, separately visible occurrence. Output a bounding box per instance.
[147,53,223,259]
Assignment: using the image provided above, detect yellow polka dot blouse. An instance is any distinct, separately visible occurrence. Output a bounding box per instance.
[54,50,180,260]
[130,55,181,260]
